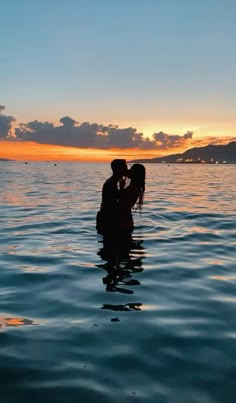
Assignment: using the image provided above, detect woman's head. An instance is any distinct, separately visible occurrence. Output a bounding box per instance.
[129,164,146,209]
[129,164,145,184]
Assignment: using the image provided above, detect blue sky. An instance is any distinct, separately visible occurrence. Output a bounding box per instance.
[1,0,236,140]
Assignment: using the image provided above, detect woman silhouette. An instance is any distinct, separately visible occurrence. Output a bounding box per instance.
[118,163,146,233]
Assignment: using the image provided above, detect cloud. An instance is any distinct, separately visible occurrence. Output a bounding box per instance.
[14,119,155,149]
[59,116,77,127]
[153,131,193,149]
[191,136,236,148]
[7,104,227,151]
[0,105,15,138]
[12,115,195,150]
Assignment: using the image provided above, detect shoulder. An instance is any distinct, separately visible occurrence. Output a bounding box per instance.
[103,177,117,193]
[103,176,114,187]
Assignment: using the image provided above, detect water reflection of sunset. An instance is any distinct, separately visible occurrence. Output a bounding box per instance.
[209,275,236,283]
[0,317,35,328]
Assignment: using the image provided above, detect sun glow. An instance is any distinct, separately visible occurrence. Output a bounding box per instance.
[0,140,166,162]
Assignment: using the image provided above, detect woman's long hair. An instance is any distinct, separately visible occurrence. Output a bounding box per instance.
[129,164,146,210]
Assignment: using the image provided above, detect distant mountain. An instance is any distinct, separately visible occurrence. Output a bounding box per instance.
[0,158,14,161]
[130,141,236,164]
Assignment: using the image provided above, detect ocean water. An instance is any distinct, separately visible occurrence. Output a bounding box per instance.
[0,161,236,403]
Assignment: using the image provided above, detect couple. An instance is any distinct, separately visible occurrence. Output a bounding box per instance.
[96,159,146,236]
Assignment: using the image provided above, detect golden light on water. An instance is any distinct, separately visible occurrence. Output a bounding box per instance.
[0,317,35,327]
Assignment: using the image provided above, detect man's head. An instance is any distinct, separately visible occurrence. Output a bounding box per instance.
[111,159,128,178]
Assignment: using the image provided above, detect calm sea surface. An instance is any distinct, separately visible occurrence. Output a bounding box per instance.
[0,162,236,403]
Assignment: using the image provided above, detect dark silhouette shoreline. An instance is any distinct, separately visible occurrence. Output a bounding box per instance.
[130,141,236,164]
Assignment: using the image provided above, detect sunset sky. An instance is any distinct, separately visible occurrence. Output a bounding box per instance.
[1,0,236,161]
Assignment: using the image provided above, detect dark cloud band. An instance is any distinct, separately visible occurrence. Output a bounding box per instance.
[1,105,194,150]
[0,105,15,138]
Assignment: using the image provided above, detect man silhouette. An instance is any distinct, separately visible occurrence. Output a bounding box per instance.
[96,159,128,235]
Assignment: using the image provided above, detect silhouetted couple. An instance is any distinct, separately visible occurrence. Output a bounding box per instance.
[96,159,145,237]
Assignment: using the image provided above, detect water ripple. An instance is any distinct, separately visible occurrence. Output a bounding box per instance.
[0,162,236,402]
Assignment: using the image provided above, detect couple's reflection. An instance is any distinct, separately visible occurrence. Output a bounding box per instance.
[97,232,145,311]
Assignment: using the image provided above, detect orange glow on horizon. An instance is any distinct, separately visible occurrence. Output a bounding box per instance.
[0,137,234,162]
[0,140,168,161]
